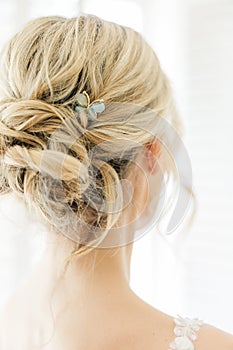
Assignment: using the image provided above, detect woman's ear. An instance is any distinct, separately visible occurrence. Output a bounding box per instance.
[145,139,161,175]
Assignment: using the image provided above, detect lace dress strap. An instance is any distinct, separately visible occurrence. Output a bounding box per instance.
[168,315,204,350]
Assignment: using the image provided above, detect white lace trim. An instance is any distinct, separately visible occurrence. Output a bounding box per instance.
[168,315,204,350]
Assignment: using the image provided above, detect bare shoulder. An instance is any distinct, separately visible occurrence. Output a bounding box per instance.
[100,295,177,350]
[196,322,233,350]
[107,293,233,350]
[109,312,233,350]
[130,295,233,350]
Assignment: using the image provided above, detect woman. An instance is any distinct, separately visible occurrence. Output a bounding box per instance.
[0,14,232,350]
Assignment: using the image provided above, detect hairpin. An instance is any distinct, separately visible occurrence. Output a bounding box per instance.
[74,91,105,125]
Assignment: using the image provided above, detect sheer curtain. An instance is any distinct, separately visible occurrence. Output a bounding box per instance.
[0,0,233,334]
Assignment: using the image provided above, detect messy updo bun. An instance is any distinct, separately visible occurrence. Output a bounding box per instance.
[0,15,181,255]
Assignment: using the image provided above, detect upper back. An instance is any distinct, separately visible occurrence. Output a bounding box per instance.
[1,294,233,350]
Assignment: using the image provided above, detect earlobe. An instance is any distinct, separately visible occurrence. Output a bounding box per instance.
[145,139,161,175]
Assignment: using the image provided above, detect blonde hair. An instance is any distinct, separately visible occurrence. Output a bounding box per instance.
[0,15,181,256]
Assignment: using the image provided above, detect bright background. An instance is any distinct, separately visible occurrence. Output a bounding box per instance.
[0,0,233,334]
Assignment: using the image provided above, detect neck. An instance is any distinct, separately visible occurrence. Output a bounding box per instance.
[25,161,151,310]
[30,228,134,310]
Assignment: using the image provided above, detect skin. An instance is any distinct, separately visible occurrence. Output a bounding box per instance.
[1,142,233,349]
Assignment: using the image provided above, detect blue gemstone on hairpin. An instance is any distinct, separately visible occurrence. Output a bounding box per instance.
[74,91,105,125]
[89,101,105,113]
[76,93,88,108]
[88,108,97,121]
[75,105,85,113]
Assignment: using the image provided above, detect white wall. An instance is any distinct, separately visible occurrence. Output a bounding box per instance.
[134,0,233,333]
[179,0,233,332]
